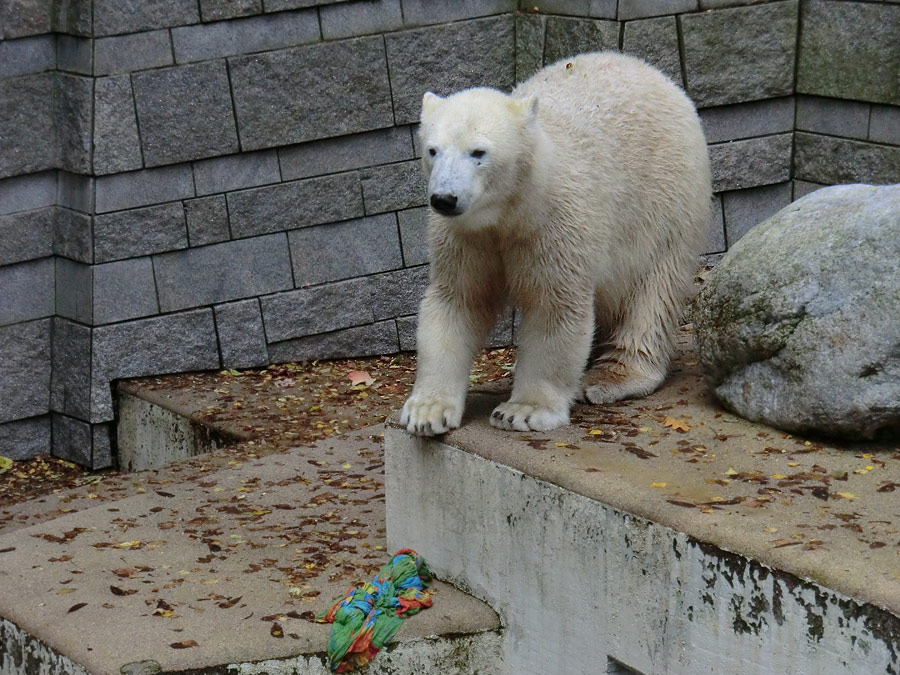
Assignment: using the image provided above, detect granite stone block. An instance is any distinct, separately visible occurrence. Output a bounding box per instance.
[398,206,428,266]
[794,133,900,186]
[214,299,269,369]
[200,0,262,21]
[0,319,51,423]
[227,173,363,239]
[544,16,619,65]
[184,195,231,247]
[279,127,414,181]
[91,424,114,469]
[796,96,870,140]
[264,0,351,10]
[154,234,293,312]
[56,35,92,73]
[93,202,188,262]
[133,61,239,166]
[515,13,546,84]
[53,0,92,36]
[55,74,93,174]
[709,133,793,192]
[589,0,617,17]
[0,74,55,179]
[722,181,792,247]
[230,37,393,151]
[681,1,798,107]
[93,258,159,324]
[792,180,824,201]
[386,16,516,124]
[370,265,428,321]
[93,75,143,175]
[320,0,403,39]
[361,160,427,214]
[55,257,92,323]
[0,416,50,460]
[91,309,220,421]
[0,171,56,216]
[51,413,91,466]
[57,171,93,213]
[193,150,280,196]
[287,213,402,286]
[268,320,398,363]
[0,207,53,266]
[699,97,794,144]
[261,278,374,342]
[396,315,416,352]
[94,30,173,76]
[619,0,697,20]
[51,318,91,420]
[869,105,900,146]
[401,0,516,26]
[798,1,899,105]
[54,208,93,263]
[705,195,726,255]
[0,258,55,327]
[172,10,318,63]
[622,15,682,86]
[0,35,55,77]
[93,0,200,36]
[95,165,194,213]
[0,0,52,38]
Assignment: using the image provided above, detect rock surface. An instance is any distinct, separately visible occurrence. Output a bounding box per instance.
[695,184,900,440]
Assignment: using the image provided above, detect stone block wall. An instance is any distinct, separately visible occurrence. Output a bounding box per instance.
[0,0,898,467]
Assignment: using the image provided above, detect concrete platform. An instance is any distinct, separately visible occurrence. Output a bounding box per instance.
[385,332,900,675]
[0,430,501,675]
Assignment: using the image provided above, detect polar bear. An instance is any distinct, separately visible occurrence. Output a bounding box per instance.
[401,52,711,435]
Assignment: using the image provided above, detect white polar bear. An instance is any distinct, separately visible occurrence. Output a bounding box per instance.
[401,52,712,435]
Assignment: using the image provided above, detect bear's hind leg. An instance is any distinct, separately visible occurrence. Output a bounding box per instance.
[584,271,682,405]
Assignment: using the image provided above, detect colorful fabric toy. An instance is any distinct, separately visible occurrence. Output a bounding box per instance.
[317,548,433,672]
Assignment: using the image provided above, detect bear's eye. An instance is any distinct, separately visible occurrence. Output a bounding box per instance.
[428,148,437,157]
[471,149,486,159]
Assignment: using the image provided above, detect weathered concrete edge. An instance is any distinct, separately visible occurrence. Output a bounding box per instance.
[1,613,504,675]
[386,402,900,619]
[384,426,900,674]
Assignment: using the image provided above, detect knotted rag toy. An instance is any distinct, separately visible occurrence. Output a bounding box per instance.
[317,549,433,672]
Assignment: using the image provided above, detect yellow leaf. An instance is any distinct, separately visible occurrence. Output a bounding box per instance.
[772,474,787,479]
[663,417,690,432]
[638,427,651,432]
[342,463,351,469]
[588,429,603,435]
[57,588,77,594]
[853,469,869,475]
[836,492,856,500]
[554,442,568,447]
[862,453,874,458]
[788,462,800,467]
[764,527,779,533]
[650,482,667,488]
[725,468,738,476]
[118,541,141,549]
[0,456,13,472]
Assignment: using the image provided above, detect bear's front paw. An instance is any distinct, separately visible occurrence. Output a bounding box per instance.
[400,395,463,436]
[490,402,569,432]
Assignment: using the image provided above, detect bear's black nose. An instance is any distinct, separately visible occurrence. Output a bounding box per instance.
[430,193,459,216]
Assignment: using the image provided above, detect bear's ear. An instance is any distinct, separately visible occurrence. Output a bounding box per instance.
[421,91,443,119]
[512,95,539,124]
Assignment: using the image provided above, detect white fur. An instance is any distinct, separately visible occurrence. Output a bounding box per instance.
[401,52,712,436]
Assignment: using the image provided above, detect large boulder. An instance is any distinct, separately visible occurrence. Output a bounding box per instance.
[694,184,900,440]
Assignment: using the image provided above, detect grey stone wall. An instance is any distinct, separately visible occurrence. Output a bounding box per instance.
[0,0,898,467]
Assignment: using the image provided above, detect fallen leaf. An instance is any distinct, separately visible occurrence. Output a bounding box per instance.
[588,429,603,435]
[170,640,198,649]
[650,482,667,488]
[0,456,13,472]
[110,585,137,596]
[835,492,857,500]
[663,417,690,432]
[271,622,284,638]
[57,588,77,594]
[113,567,138,578]
[68,602,87,613]
[725,468,738,476]
[347,371,374,387]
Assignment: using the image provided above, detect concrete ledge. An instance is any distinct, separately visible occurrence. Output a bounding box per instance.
[384,340,900,674]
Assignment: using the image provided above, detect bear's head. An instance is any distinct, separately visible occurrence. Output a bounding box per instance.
[418,87,538,230]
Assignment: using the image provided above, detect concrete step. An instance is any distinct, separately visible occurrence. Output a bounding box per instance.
[385,335,900,675]
[0,429,502,674]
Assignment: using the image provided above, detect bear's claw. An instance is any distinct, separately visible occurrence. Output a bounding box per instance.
[490,402,568,432]
[401,395,463,436]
